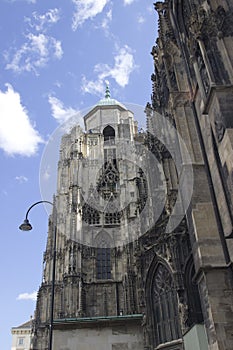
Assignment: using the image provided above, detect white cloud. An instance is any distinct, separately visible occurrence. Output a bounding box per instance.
[48,96,84,131]
[72,0,109,30]
[48,96,77,124]
[54,81,62,88]
[81,45,137,96]
[15,175,28,183]
[0,84,43,156]
[17,291,37,301]
[123,0,135,5]
[81,76,106,96]
[138,15,145,24]
[106,46,137,86]
[5,33,63,74]
[25,8,61,32]
[5,9,62,74]
[100,8,112,32]
[53,40,63,59]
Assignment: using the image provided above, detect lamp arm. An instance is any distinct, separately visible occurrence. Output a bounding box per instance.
[25,200,53,220]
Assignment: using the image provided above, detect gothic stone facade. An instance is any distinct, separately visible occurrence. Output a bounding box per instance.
[32,1,233,350]
[146,0,233,349]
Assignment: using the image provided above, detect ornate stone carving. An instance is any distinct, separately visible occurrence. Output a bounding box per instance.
[215,6,233,37]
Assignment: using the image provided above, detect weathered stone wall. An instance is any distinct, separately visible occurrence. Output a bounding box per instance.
[53,322,144,350]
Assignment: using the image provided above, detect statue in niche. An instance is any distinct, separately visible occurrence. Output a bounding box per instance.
[69,246,76,274]
[169,69,178,91]
[196,48,210,94]
[214,112,225,143]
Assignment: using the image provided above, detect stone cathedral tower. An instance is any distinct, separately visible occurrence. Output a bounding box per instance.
[33,90,165,350]
[31,1,233,350]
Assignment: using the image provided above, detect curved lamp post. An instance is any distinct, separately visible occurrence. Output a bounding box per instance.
[19,200,56,350]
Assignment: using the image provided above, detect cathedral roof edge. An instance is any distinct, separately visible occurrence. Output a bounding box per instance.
[53,314,143,325]
[83,101,129,122]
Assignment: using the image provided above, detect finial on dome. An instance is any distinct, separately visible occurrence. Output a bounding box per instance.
[105,80,111,99]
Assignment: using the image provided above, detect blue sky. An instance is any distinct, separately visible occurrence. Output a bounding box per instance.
[0,1,158,348]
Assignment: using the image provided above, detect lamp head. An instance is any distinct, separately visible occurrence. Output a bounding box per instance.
[19,219,32,231]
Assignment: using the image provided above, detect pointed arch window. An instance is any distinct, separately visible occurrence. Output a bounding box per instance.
[95,232,112,280]
[151,264,181,346]
[103,125,115,140]
[103,125,115,145]
[96,248,111,279]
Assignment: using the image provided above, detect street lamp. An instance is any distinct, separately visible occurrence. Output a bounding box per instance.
[19,200,56,350]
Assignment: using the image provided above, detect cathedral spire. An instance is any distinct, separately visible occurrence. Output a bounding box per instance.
[105,82,111,99]
[95,81,126,108]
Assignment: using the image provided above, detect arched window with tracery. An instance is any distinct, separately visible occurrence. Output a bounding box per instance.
[96,157,119,201]
[151,264,181,346]
[82,203,100,225]
[105,211,121,225]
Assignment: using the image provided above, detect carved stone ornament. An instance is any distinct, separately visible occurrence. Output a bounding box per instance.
[215,5,233,37]
[188,4,233,41]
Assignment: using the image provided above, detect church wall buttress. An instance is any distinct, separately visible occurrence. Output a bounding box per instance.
[147,1,233,349]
